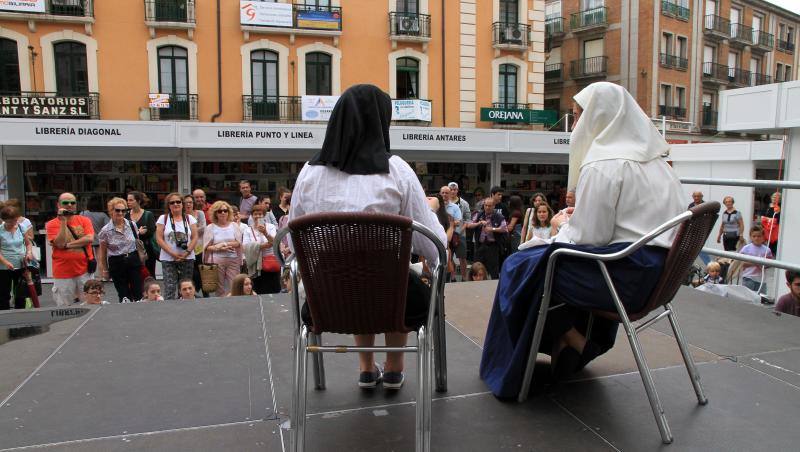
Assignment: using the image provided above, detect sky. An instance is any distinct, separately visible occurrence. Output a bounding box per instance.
[764,0,800,15]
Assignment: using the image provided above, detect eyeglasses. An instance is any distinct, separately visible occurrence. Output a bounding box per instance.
[169,200,183,205]
[60,200,77,206]
[217,209,229,214]
[114,208,129,213]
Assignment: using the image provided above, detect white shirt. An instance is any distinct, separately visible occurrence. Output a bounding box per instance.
[244,221,278,258]
[208,223,239,258]
[290,155,447,264]
[555,158,685,249]
[157,214,197,261]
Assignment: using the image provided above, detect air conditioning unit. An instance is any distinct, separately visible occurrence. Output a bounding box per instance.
[397,16,420,35]
[502,25,524,44]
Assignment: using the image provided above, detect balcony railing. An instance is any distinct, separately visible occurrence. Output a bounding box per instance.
[658,105,687,119]
[778,39,795,53]
[752,30,774,51]
[704,15,730,38]
[149,93,198,120]
[702,62,729,83]
[545,17,564,37]
[492,22,531,47]
[0,0,94,17]
[750,72,772,86]
[0,91,99,119]
[570,6,608,32]
[544,63,564,82]
[389,12,431,39]
[659,53,688,70]
[144,0,194,23]
[570,56,608,79]
[701,108,717,129]
[729,23,753,45]
[728,67,751,86]
[661,1,690,21]
[242,95,301,122]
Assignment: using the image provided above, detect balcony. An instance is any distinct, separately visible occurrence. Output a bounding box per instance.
[388,12,431,48]
[492,22,531,51]
[0,0,94,33]
[729,23,753,47]
[570,7,608,33]
[750,72,772,86]
[570,56,608,79]
[149,93,198,121]
[701,108,717,130]
[703,15,730,40]
[752,30,774,52]
[657,105,687,119]
[659,53,688,70]
[240,3,342,42]
[544,63,564,84]
[727,67,751,87]
[702,62,729,84]
[661,0,690,21]
[144,0,195,38]
[545,16,565,39]
[777,39,795,54]
[0,91,99,119]
[242,95,301,122]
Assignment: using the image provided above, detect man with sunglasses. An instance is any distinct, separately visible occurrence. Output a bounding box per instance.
[46,193,96,307]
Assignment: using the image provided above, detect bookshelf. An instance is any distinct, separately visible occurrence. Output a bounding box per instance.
[408,162,491,201]
[500,164,568,198]
[190,161,306,204]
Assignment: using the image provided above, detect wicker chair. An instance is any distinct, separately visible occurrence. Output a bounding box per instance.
[517,202,720,444]
[274,212,447,452]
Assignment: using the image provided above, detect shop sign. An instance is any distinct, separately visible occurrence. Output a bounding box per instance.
[179,124,328,148]
[296,9,341,30]
[0,0,45,13]
[392,99,432,122]
[239,1,293,27]
[301,95,339,121]
[391,127,506,152]
[651,118,693,133]
[508,131,571,154]
[148,93,170,109]
[480,107,558,124]
[0,119,176,147]
[0,94,91,118]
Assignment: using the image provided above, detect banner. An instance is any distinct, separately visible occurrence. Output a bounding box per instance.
[148,93,170,109]
[392,99,432,122]
[480,108,557,124]
[0,0,45,13]
[0,94,92,118]
[301,95,339,121]
[239,1,293,27]
[296,9,341,30]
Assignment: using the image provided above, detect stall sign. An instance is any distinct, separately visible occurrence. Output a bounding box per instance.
[148,93,170,109]
[480,107,557,124]
[302,95,339,121]
[392,99,432,122]
[0,0,45,13]
[240,1,293,27]
[0,94,91,118]
[296,9,341,30]
[650,118,694,133]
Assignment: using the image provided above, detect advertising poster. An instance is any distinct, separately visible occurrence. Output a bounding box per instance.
[301,95,340,121]
[239,1,293,27]
[392,99,432,122]
[148,93,170,109]
[0,0,45,13]
[296,9,341,30]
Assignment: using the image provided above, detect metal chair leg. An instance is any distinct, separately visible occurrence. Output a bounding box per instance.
[294,326,309,452]
[416,327,427,452]
[424,327,433,452]
[434,289,448,393]
[665,303,708,405]
[310,334,326,390]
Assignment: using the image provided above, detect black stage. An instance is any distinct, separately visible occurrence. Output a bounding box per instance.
[1,283,799,451]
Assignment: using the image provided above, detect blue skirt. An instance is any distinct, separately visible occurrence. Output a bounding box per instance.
[479,242,668,399]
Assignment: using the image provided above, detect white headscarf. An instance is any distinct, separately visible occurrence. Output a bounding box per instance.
[567,82,670,189]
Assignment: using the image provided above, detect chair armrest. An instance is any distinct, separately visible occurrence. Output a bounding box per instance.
[273,228,291,266]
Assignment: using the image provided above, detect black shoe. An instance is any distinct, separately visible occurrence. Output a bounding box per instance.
[358,364,383,389]
[552,347,581,381]
[383,371,405,390]
[577,341,602,370]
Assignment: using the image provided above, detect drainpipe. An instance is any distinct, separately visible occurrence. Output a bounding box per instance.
[441,0,446,127]
[211,0,223,122]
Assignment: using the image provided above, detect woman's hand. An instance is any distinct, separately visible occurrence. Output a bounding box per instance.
[3,260,14,270]
[550,207,574,231]
[25,251,35,263]
[256,224,267,235]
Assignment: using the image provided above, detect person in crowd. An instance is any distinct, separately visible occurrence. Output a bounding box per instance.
[506,195,524,253]
[481,82,687,396]
[565,189,576,208]
[156,193,199,300]
[530,192,547,210]
[468,187,486,262]
[141,278,164,302]
[178,279,197,300]
[0,206,34,310]
[467,197,507,279]
[429,194,455,281]
[469,262,490,281]
[238,180,257,223]
[520,193,547,243]
[688,191,704,209]
[80,196,109,267]
[490,186,508,219]
[127,191,157,277]
[448,182,471,282]
[532,203,554,240]
[203,201,243,297]
[228,274,256,297]
[97,197,144,303]
[245,204,281,294]
[716,196,744,251]
[192,188,213,225]
[81,279,109,305]
[739,225,773,295]
[250,196,278,227]
[762,191,781,256]
[439,186,462,281]
[775,271,800,317]
[273,187,291,224]
[184,194,208,296]
[703,261,724,284]
[1,199,34,242]
[289,84,447,390]
[46,192,95,307]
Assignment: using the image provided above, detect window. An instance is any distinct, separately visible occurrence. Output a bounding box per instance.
[661,32,674,55]
[305,52,331,96]
[301,0,331,8]
[659,84,671,108]
[676,86,685,115]
[545,0,561,18]
[498,63,517,106]
[776,63,784,81]
[703,45,714,63]
[677,36,687,58]
[499,0,519,23]
[787,66,793,82]
[54,41,88,95]
[397,0,418,13]
[158,46,188,95]
[0,38,20,94]
[396,57,419,99]
[581,0,603,9]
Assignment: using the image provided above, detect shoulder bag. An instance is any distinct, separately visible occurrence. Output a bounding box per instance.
[128,220,148,264]
[199,225,219,293]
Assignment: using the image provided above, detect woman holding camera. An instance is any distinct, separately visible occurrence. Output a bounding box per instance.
[98,197,143,302]
[203,201,243,297]
[156,192,199,300]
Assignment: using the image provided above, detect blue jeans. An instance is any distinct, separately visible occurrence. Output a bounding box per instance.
[743,277,767,295]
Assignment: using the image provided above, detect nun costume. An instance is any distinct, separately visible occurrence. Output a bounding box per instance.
[479,82,686,398]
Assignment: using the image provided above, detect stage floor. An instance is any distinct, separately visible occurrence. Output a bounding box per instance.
[1,283,799,451]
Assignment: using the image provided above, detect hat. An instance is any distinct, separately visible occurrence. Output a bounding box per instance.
[448,182,459,190]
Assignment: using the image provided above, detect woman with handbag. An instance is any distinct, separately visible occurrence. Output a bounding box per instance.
[98,197,144,302]
[0,205,34,310]
[156,193,199,300]
[184,194,208,297]
[203,201,243,297]
[127,191,158,278]
[717,196,744,252]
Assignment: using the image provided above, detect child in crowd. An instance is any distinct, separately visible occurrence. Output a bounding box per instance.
[178,279,197,300]
[81,279,110,305]
[532,203,554,240]
[739,226,773,294]
[141,278,164,302]
[775,271,800,317]
[703,261,724,284]
[228,274,256,297]
[469,262,490,281]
